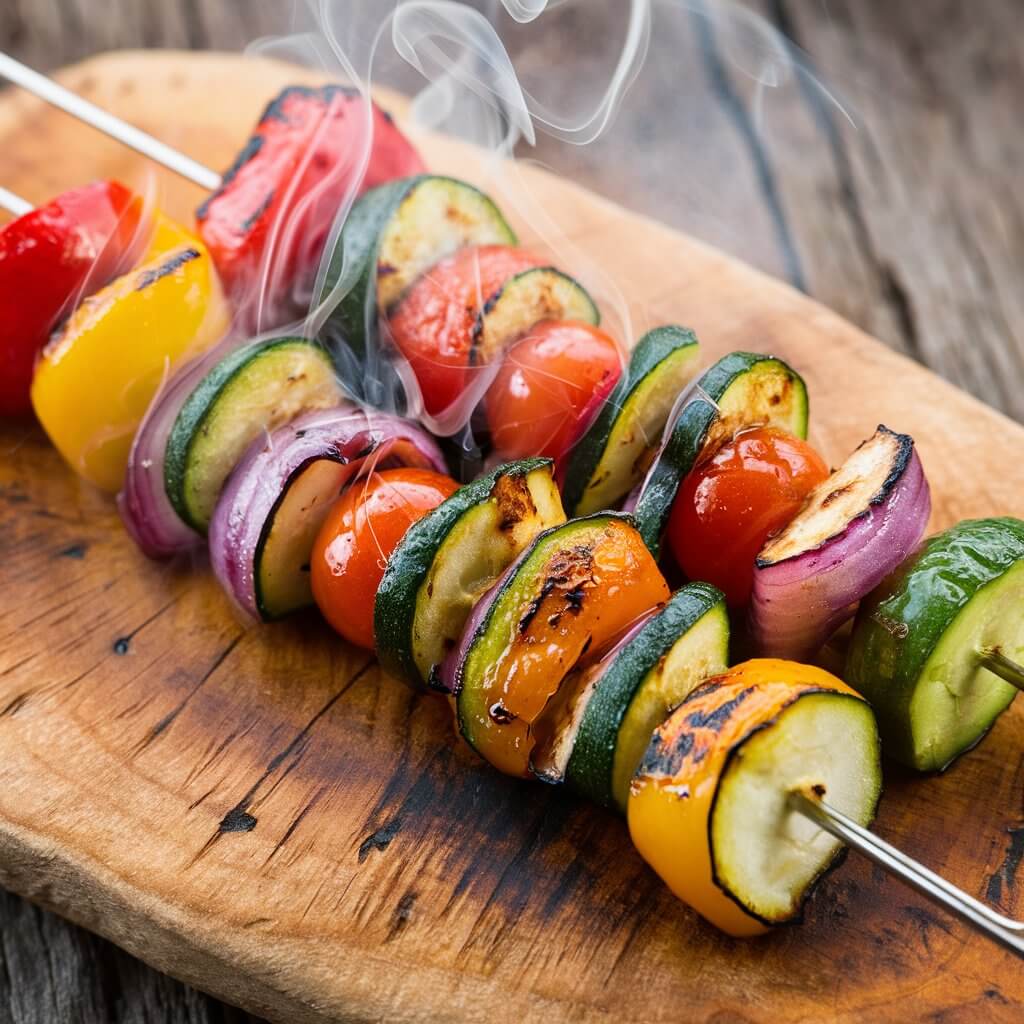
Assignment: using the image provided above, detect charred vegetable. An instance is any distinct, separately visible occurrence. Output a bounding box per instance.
[629,659,881,936]
[846,517,1024,772]
[375,459,566,689]
[447,513,669,778]
[750,426,931,661]
[317,175,516,368]
[560,326,701,516]
[197,85,424,329]
[632,352,808,552]
[165,337,343,533]
[209,406,445,621]
[533,582,729,809]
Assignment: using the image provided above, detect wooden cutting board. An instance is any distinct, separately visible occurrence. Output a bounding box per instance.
[1,50,1022,1024]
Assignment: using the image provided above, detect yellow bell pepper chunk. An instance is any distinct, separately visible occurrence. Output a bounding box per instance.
[32,215,230,492]
[627,659,867,938]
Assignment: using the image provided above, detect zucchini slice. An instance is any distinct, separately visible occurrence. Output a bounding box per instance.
[317,175,516,361]
[165,337,342,532]
[470,267,600,366]
[632,352,808,552]
[375,458,566,689]
[710,691,880,926]
[561,326,701,516]
[558,583,729,810]
[628,660,881,937]
[454,513,669,777]
[846,517,1024,772]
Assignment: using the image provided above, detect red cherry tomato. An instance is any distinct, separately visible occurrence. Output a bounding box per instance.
[311,467,459,649]
[667,427,829,608]
[0,181,144,416]
[387,245,543,416]
[486,319,622,462]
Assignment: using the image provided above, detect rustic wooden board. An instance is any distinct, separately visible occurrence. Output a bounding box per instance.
[1,50,1023,1024]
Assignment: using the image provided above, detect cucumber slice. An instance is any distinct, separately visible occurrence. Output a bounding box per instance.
[711,691,880,925]
[561,326,701,516]
[375,458,566,689]
[470,267,599,366]
[318,175,516,363]
[165,337,341,532]
[846,517,1024,772]
[561,583,729,810]
[633,352,808,552]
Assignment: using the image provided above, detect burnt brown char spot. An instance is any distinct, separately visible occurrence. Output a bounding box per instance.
[821,482,855,507]
[492,473,538,532]
[220,807,257,834]
[685,686,755,733]
[135,249,200,291]
[517,545,595,634]
[637,729,695,777]
[240,191,275,233]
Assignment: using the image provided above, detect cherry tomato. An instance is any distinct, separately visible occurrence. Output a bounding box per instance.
[486,319,623,462]
[0,181,144,416]
[311,468,459,649]
[667,427,829,608]
[387,245,543,416]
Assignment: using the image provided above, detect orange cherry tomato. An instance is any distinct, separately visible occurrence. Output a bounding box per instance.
[486,319,623,462]
[311,468,459,649]
[667,427,829,608]
[387,245,543,416]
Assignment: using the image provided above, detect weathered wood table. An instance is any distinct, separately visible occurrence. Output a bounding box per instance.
[1,1,1022,1021]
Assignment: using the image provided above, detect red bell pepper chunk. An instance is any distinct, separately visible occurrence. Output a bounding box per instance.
[0,180,144,417]
[196,85,425,332]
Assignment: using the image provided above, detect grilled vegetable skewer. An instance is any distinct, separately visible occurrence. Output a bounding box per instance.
[1,180,148,417]
[750,425,931,660]
[846,517,1024,771]
[0,52,425,328]
[630,659,1024,956]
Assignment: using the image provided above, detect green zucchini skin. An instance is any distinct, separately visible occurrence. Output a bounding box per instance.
[374,458,557,689]
[566,582,727,810]
[846,517,1024,772]
[316,175,516,382]
[632,351,808,553]
[165,336,336,531]
[455,511,634,759]
[317,177,413,370]
[560,325,700,516]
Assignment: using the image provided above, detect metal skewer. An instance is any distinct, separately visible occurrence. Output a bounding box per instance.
[979,646,1024,692]
[0,52,221,192]
[790,788,1024,957]
[0,184,32,217]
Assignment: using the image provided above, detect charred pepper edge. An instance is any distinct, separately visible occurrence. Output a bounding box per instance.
[453,510,639,754]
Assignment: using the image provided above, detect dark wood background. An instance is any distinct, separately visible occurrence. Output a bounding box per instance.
[1,1,1021,1021]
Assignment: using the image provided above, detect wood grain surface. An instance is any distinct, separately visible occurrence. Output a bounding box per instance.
[1,49,1023,1023]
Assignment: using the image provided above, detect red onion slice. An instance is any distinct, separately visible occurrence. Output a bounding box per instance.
[750,425,931,661]
[209,405,445,621]
[118,341,237,559]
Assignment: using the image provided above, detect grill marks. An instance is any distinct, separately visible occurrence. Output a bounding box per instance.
[517,544,596,637]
